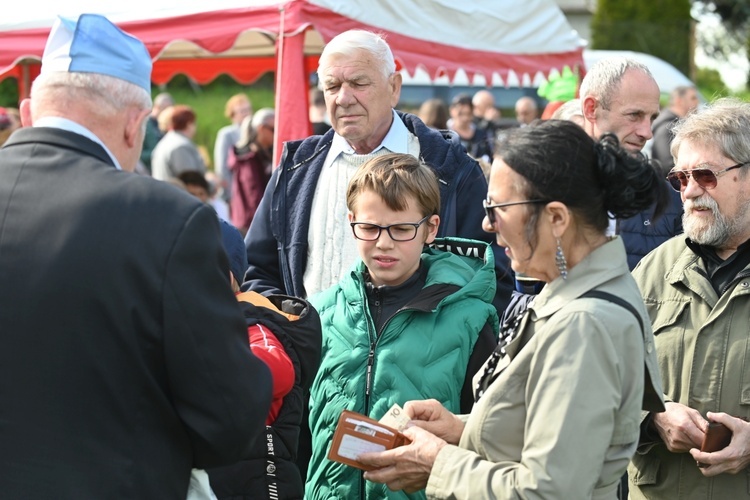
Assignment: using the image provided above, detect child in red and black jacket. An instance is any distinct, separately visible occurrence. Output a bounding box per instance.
[207,220,322,500]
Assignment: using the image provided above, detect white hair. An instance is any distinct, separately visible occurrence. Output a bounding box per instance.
[551,99,582,121]
[251,107,275,129]
[235,108,275,149]
[317,29,396,84]
[579,57,654,110]
[32,71,151,116]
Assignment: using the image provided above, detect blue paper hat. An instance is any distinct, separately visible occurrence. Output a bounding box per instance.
[41,13,152,92]
[218,219,248,286]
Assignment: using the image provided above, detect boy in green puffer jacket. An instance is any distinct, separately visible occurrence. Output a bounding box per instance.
[306,153,499,500]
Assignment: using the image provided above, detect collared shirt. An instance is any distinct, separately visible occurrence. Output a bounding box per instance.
[686,237,750,295]
[322,109,410,169]
[34,116,122,170]
[304,110,421,298]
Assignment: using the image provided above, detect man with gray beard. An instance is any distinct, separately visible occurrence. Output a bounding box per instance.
[628,98,750,500]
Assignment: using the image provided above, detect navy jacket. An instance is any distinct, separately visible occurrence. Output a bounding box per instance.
[243,111,513,314]
[620,185,683,270]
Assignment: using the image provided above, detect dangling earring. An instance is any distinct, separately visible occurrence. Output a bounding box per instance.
[555,237,568,280]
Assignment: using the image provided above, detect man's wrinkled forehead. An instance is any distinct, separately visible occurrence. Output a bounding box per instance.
[320,52,386,86]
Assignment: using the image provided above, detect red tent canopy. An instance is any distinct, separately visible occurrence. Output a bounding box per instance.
[0,0,585,164]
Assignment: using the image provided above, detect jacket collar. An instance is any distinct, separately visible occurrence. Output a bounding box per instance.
[664,238,722,307]
[33,117,121,169]
[323,109,409,169]
[4,126,116,169]
[530,237,630,321]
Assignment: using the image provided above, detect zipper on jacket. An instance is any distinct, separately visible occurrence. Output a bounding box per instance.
[362,302,422,412]
[361,336,376,500]
[364,344,375,407]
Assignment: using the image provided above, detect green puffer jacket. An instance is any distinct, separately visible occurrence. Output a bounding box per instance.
[306,237,499,500]
[629,236,750,499]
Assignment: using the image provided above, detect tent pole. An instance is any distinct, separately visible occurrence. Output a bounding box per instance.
[273,5,285,167]
[273,4,311,167]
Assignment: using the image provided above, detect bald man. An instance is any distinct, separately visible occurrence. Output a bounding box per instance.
[514,96,538,126]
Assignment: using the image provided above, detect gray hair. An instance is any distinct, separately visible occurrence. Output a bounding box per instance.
[235,107,275,149]
[31,71,151,117]
[153,92,174,110]
[551,99,582,122]
[671,97,750,171]
[317,29,395,84]
[579,56,654,110]
[669,85,694,106]
[251,107,275,129]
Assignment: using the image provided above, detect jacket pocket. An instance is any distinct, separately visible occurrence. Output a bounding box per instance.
[647,299,689,337]
[628,449,660,486]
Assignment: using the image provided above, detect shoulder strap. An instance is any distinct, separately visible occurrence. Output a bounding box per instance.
[579,290,664,412]
[579,290,643,336]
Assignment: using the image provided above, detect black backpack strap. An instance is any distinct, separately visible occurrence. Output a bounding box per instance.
[579,290,644,337]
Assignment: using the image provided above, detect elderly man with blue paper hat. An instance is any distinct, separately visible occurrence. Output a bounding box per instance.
[0,14,272,499]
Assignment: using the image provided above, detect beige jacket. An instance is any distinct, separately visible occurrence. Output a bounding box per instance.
[425,237,663,499]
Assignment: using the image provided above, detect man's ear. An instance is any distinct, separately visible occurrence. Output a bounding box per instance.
[20,99,33,127]
[389,72,402,108]
[124,107,150,148]
[582,96,598,123]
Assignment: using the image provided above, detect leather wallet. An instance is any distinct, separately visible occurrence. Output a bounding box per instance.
[327,409,410,471]
[697,421,732,467]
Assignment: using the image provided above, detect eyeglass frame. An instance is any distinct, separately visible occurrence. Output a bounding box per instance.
[666,162,749,192]
[483,198,550,226]
[350,214,432,242]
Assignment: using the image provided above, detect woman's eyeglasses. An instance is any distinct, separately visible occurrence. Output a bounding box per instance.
[666,162,749,192]
[483,199,549,225]
[350,214,431,241]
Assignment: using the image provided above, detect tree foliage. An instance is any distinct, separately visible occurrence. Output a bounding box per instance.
[695,67,730,99]
[592,0,693,76]
[700,1,750,29]
[0,78,19,108]
[694,1,750,89]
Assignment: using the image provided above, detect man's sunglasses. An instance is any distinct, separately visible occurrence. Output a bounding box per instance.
[666,162,749,192]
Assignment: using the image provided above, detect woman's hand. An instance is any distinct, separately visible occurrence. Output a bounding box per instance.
[404,399,464,445]
[358,426,447,493]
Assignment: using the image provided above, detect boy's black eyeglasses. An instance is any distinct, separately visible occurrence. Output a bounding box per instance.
[483,199,549,225]
[666,162,749,192]
[350,214,431,241]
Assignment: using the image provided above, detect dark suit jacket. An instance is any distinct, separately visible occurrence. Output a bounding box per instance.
[0,127,272,499]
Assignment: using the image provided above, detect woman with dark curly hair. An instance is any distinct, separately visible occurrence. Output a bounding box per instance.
[358,120,669,499]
